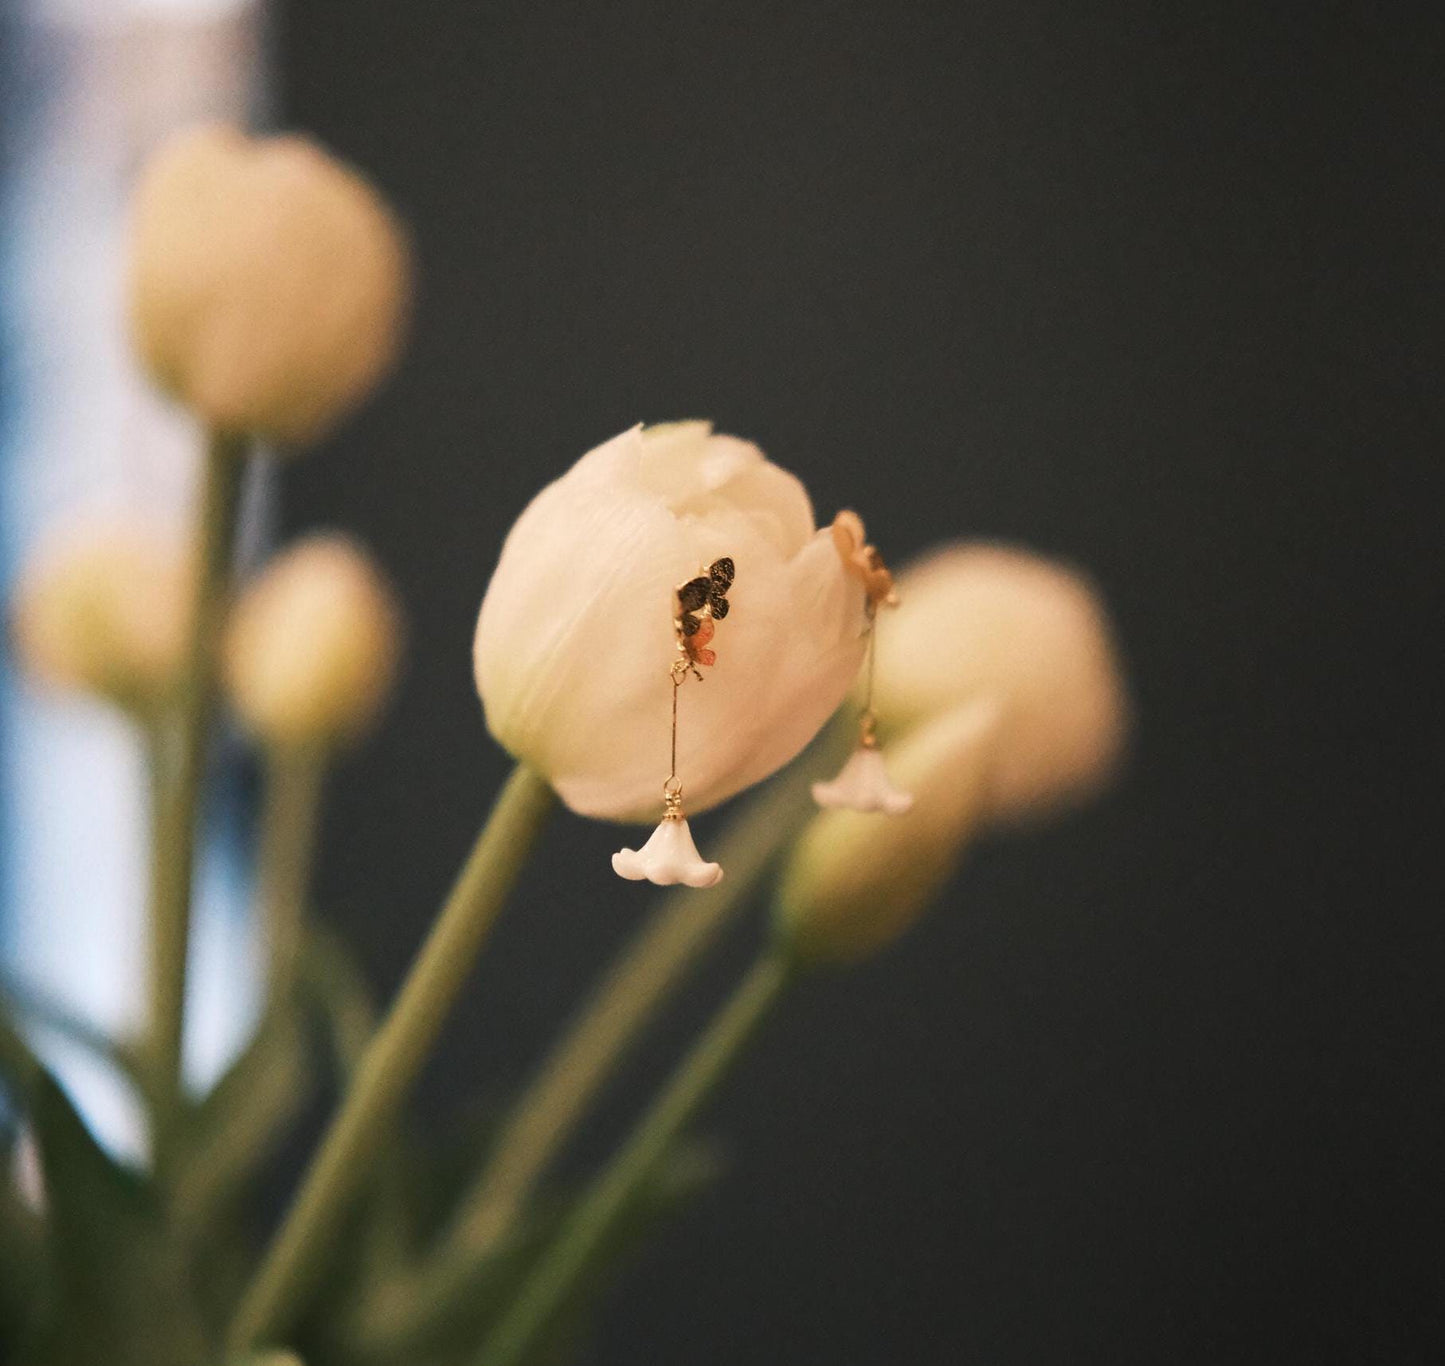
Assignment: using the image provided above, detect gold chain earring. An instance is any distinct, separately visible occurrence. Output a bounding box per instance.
[813,511,914,814]
[612,556,735,887]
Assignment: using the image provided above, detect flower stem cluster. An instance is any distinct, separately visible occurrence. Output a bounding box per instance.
[0,111,1133,1366]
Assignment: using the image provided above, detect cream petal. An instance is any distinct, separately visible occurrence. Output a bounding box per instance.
[544,505,791,819]
[612,818,723,888]
[569,423,647,485]
[631,423,815,558]
[691,453,816,560]
[710,528,869,802]
[812,745,914,815]
[635,421,736,500]
[646,440,815,562]
[475,476,687,774]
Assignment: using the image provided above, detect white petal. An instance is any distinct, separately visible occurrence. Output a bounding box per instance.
[612,818,724,888]
[711,528,869,802]
[812,745,915,814]
[637,424,815,559]
[635,421,737,501]
[567,422,648,484]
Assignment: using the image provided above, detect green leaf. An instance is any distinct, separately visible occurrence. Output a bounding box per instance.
[27,1068,211,1366]
[0,1000,54,1356]
[0,1140,50,1357]
[300,927,377,1079]
[329,1138,722,1366]
[171,1003,311,1242]
[290,1106,505,1366]
[326,1193,563,1366]
[297,927,416,1282]
[0,1004,43,1094]
[512,1139,724,1366]
[0,970,151,1100]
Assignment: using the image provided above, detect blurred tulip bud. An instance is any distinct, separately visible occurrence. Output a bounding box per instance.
[223,534,402,749]
[474,423,868,821]
[777,700,999,965]
[9,519,191,713]
[127,123,411,446]
[873,543,1128,824]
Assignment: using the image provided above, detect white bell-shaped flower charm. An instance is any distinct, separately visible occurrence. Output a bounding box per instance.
[613,784,723,887]
[812,740,914,815]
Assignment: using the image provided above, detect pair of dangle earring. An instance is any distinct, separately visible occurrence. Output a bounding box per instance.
[612,556,735,888]
[812,511,915,815]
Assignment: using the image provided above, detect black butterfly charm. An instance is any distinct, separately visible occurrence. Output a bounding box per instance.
[676,557,734,639]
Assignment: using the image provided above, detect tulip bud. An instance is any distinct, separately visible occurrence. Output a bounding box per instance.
[223,534,402,749]
[474,422,868,822]
[127,124,411,446]
[9,519,192,713]
[873,543,1127,824]
[777,701,999,965]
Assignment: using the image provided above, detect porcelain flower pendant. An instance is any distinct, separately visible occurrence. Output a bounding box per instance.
[612,815,723,888]
[812,744,914,815]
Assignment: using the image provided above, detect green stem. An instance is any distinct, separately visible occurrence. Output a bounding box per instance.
[453,758,819,1253]
[147,430,245,1153]
[346,736,843,1353]
[474,949,794,1366]
[258,743,329,1007]
[297,928,411,1279]
[225,764,554,1355]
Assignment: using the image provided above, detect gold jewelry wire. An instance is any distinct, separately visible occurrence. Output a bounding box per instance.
[860,601,879,748]
[670,669,680,788]
[665,657,687,815]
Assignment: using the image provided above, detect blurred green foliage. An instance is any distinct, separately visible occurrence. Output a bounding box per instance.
[0,930,716,1366]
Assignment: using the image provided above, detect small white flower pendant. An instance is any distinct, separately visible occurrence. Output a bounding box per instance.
[812,743,914,815]
[614,557,733,889]
[613,811,723,888]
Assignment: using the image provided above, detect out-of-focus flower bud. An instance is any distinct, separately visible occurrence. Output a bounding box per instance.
[9,519,191,713]
[873,543,1128,824]
[474,423,868,822]
[127,124,411,447]
[777,700,999,965]
[223,534,402,749]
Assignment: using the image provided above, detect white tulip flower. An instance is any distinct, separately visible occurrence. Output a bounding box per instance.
[873,543,1128,824]
[127,124,411,447]
[9,517,192,714]
[223,533,402,750]
[473,422,869,822]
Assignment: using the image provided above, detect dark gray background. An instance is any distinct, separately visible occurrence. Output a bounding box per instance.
[276,3,1441,1362]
